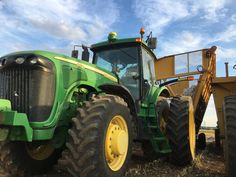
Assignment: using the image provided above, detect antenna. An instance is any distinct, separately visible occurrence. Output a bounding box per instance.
[146,31,152,43]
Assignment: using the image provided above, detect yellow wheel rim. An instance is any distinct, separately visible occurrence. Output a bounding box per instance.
[189,100,196,160]
[105,115,129,171]
[26,142,55,160]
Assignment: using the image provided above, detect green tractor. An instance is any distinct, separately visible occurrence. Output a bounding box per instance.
[0,30,196,177]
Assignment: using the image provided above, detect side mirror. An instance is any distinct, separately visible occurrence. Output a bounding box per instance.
[71,50,79,58]
[82,45,89,62]
[148,37,157,50]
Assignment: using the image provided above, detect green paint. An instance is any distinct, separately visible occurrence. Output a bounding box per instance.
[0,108,33,141]
[0,99,11,111]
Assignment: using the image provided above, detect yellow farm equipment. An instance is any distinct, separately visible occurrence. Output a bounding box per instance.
[155,46,236,177]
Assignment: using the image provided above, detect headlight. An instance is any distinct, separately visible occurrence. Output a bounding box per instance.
[30,57,38,64]
[15,57,25,64]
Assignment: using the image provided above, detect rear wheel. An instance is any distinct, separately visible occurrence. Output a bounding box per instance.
[59,94,133,177]
[223,95,236,177]
[166,97,196,166]
[0,141,62,176]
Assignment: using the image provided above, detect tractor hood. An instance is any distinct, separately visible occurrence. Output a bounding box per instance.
[0,50,118,83]
[0,50,118,141]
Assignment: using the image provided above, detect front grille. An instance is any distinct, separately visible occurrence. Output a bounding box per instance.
[0,68,30,115]
[0,55,55,122]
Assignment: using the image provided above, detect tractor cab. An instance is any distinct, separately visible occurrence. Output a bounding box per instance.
[90,30,157,101]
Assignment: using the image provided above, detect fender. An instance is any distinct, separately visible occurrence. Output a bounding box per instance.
[98,84,139,137]
[147,86,170,105]
[98,84,137,116]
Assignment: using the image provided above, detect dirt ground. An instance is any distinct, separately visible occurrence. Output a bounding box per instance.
[0,130,226,177]
[124,143,225,177]
[35,144,225,177]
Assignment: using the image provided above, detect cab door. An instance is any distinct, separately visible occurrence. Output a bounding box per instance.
[141,47,156,98]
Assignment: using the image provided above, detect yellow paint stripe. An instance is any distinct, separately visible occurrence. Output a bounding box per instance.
[54,56,117,82]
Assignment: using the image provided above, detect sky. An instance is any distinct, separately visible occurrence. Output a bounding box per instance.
[0,0,236,126]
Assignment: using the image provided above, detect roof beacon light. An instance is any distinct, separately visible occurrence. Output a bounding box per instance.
[135,38,142,42]
[108,32,118,42]
[140,27,145,39]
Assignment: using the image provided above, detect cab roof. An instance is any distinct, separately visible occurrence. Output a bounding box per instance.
[91,37,148,49]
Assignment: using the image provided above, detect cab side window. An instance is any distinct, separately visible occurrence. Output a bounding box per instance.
[141,48,156,97]
[142,48,155,85]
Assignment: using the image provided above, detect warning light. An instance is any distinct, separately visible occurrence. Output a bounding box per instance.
[135,38,142,42]
[178,76,195,81]
[108,32,118,42]
[187,76,194,81]
[140,27,145,35]
[140,27,145,39]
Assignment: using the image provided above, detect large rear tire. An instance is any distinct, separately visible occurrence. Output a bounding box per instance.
[166,97,196,166]
[223,95,236,177]
[0,141,62,177]
[59,94,133,177]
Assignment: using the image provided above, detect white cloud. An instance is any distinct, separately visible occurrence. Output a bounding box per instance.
[158,31,205,56]
[214,24,236,42]
[158,30,236,63]
[0,0,119,54]
[191,0,227,20]
[217,47,236,63]
[231,14,236,22]
[133,0,189,34]
[133,0,227,35]
[0,1,3,9]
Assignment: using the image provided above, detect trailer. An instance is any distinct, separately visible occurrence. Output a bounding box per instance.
[155,46,236,177]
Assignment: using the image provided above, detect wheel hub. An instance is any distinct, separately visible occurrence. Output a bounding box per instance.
[105,115,129,171]
[26,142,55,161]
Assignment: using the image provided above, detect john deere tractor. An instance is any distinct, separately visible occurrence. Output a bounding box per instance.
[0,30,195,177]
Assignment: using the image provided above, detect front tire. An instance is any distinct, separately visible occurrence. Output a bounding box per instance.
[60,94,133,177]
[223,95,236,177]
[166,97,196,166]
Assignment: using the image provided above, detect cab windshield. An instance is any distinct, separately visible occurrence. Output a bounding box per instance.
[93,45,140,99]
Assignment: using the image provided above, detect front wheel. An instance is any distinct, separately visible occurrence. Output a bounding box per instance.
[60,94,133,177]
[0,141,62,177]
